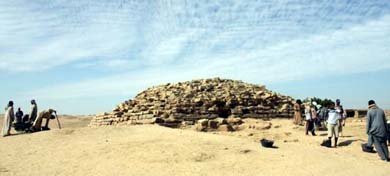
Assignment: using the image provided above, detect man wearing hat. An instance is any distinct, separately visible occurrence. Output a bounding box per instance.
[366,100,389,161]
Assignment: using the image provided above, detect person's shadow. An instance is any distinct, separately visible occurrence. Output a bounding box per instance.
[338,139,364,147]
[6,133,26,137]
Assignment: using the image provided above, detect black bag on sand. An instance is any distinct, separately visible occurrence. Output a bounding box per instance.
[361,143,375,153]
[260,139,274,148]
[321,139,331,148]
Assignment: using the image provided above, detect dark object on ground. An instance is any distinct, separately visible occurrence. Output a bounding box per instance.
[338,140,358,147]
[22,114,30,123]
[321,139,332,148]
[13,122,33,132]
[361,143,375,153]
[260,139,274,148]
[41,127,51,131]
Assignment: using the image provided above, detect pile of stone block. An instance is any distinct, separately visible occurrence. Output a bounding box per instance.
[89,78,294,127]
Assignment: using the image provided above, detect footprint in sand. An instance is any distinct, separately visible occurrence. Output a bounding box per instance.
[192,152,215,162]
[0,167,9,173]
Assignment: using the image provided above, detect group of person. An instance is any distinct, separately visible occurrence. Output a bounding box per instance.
[2,99,58,137]
[293,98,390,162]
[293,99,346,138]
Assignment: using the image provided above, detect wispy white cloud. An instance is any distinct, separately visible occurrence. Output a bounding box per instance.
[73,59,142,71]
[0,1,138,71]
[1,0,390,113]
[1,0,388,72]
[21,14,390,101]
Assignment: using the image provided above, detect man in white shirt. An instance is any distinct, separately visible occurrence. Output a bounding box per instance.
[327,102,341,147]
[304,104,316,136]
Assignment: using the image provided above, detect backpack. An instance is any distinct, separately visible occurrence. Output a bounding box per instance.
[321,139,331,148]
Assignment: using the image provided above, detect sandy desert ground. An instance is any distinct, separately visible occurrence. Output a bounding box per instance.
[0,115,389,176]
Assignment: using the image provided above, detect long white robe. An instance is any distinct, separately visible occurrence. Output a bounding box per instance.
[2,106,14,137]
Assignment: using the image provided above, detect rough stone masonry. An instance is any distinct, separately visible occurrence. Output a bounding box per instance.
[89,78,294,128]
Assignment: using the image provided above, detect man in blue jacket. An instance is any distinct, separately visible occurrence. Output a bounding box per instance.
[366,100,389,161]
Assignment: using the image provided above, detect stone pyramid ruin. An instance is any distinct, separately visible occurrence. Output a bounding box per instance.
[89,78,294,128]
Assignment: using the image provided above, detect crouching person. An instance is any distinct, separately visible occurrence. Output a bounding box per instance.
[32,109,57,131]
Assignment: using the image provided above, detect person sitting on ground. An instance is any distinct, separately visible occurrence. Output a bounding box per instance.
[29,100,38,123]
[22,114,30,123]
[327,102,341,148]
[2,101,15,137]
[32,109,57,131]
[366,100,389,162]
[15,107,24,124]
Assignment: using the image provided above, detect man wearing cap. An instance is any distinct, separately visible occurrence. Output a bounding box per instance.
[366,100,389,161]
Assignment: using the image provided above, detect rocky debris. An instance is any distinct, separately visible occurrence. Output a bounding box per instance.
[217,124,235,132]
[239,149,252,154]
[250,122,272,130]
[89,78,294,128]
[195,118,237,132]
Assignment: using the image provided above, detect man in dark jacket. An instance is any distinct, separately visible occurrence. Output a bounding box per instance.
[366,100,389,161]
[29,100,38,123]
[15,107,24,123]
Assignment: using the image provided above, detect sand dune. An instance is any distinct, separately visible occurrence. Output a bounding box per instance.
[0,117,389,176]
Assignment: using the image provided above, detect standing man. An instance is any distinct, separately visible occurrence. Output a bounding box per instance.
[318,104,329,129]
[335,99,346,137]
[2,101,15,137]
[327,102,341,147]
[293,99,303,125]
[29,100,38,123]
[366,100,389,162]
[305,103,316,136]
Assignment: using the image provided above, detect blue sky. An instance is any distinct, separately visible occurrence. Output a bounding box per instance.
[0,0,389,114]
